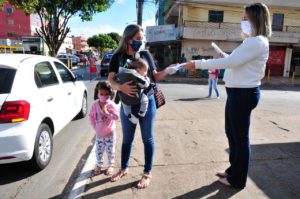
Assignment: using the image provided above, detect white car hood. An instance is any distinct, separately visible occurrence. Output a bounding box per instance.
[0,94,9,110]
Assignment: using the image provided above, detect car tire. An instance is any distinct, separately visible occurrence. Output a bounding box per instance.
[77,93,88,119]
[30,123,53,170]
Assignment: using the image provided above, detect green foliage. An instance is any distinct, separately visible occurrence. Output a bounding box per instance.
[87,33,118,52]
[8,0,114,56]
[107,32,121,45]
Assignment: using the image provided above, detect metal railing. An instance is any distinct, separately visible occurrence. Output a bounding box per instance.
[184,20,300,33]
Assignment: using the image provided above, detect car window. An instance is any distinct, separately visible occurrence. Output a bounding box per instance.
[0,68,16,94]
[34,62,59,88]
[54,61,74,83]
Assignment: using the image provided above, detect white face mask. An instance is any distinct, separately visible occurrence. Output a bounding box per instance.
[241,20,252,35]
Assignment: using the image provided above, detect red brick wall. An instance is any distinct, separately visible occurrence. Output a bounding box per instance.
[0,4,31,39]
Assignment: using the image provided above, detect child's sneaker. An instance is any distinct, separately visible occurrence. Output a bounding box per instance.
[138,111,146,117]
[128,113,138,124]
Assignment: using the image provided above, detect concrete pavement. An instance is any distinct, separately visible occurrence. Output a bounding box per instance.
[72,83,300,199]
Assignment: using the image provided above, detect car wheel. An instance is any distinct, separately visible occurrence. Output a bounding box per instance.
[30,123,53,170]
[77,93,87,118]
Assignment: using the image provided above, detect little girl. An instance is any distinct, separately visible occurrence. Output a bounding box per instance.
[89,81,119,175]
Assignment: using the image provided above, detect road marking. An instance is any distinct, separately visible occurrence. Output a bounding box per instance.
[67,144,96,199]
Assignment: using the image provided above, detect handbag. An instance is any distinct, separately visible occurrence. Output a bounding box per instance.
[140,50,166,109]
[152,82,166,109]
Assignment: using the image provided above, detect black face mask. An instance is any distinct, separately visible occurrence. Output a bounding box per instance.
[130,40,143,52]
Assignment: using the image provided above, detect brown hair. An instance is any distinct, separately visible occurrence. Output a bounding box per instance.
[245,3,272,37]
[94,81,115,100]
[116,24,143,54]
[128,58,148,71]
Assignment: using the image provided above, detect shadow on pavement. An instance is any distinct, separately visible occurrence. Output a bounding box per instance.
[0,162,39,185]
[172,181,241,199]
[247,142,300,199]
[82,181,139,199]
[174,97,213,102]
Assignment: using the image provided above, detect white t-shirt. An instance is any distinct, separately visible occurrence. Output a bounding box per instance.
[195,36,269,88]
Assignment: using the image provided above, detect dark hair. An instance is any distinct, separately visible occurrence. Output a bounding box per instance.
[245,3,272,37]
[94,81,115,100]
[116,24,143,54]
[128,58,148,71]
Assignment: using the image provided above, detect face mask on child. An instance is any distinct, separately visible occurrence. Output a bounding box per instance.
[241,20,252,35]
[98,94,109,103]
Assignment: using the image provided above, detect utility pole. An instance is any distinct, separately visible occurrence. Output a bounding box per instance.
[137,0,144,26]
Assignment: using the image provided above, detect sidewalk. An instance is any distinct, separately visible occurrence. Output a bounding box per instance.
[75,84,300,199]
[163,75,300,87]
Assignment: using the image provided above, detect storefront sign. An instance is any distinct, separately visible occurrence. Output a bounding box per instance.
[146,25,177,42]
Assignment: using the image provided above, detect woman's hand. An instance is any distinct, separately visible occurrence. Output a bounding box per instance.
[182,60,196,71]
[164,64,178,75]
[119,80,138,97]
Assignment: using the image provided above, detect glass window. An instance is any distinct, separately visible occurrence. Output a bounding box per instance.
[54,61,74,83]
[0,68,16,94]
[272,13,284,31]
[6,7,13,14]
[34,62,59,87]
[208,10,224,23]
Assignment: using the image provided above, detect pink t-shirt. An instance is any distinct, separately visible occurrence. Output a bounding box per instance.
[89,100,119,137]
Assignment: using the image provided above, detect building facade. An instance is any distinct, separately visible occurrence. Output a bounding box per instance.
[0,3,43,54]
[72,36,89,52]
[158,0,300,77]
[58,36,74,54]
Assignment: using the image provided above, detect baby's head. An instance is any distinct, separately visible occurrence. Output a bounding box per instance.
[129,58,148,77]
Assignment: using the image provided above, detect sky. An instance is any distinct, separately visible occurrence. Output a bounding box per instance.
[68,0,157,38]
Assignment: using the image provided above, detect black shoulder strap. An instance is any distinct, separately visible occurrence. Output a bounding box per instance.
[118,53,124,68]
[140,50,156,83]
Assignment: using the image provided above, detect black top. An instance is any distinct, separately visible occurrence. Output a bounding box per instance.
[109,52,133,73]
[108,50,157,77]
[108,50,157,105]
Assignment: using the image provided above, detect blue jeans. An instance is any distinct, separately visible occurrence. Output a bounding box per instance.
[208,78,219,97]
[120,94,156,173]
[225,87,260,188]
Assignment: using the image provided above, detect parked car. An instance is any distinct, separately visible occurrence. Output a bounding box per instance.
[0,54,87,170]
[57,54,79,66]
[100,53,113,76]
[70,55,80,65]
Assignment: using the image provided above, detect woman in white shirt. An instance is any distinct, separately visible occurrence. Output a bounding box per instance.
[183,3,272,189]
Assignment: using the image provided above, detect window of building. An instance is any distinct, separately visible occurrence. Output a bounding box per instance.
[7,32,14,37]
[208,10,224,23]
[7,19,14,25]
[272,13,284,31]
[6,7,13,15]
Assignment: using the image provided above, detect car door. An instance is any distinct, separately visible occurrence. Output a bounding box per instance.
[53,61,78,119]
[34,61,67,133]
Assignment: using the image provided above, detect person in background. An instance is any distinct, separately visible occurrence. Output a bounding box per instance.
[207,69,220,99]
[183,2,271,189]
[89,56,98,81]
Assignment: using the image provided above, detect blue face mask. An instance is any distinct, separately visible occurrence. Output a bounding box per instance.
[130,40,143,52]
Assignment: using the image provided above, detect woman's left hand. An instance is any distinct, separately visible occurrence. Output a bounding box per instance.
[182,60,196,71]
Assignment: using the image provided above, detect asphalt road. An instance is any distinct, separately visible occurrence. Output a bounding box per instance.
[0,81,97,199]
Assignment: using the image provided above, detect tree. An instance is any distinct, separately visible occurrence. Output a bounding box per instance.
[87,33,117,55]
[9,0,114,57]
[107,32,121,45]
